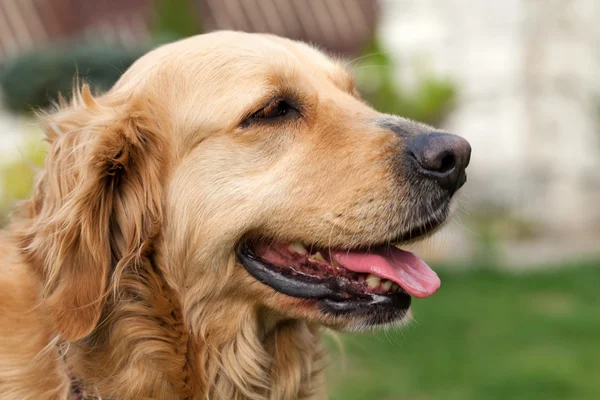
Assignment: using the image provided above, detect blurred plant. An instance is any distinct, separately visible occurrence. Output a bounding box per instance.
[153,0,201,38]
[352,40,456,126]
[0,1,202,114]
[0,143,44,201]
[0,36,182,114]
[0,131,47,226]
[465,206,540,267]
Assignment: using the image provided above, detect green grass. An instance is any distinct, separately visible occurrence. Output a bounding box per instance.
[328,262,600,400]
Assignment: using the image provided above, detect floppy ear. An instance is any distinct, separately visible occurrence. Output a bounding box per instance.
[24,86,170,341]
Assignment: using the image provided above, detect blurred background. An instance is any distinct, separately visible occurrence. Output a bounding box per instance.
[1,0,599,398]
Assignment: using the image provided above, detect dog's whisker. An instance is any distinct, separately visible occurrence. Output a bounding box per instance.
[344,50,395,67]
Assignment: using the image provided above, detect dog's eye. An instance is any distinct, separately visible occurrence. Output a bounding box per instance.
[248,98,298,122]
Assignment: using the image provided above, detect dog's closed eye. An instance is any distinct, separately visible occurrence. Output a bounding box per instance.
[243,97,300,127]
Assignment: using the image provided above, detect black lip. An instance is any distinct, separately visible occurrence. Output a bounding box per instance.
[236,243,412,321]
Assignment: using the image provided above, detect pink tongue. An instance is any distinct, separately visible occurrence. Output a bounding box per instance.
[331,247,440,298]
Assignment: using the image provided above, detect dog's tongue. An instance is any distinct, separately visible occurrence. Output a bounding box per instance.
[331,247,440,298]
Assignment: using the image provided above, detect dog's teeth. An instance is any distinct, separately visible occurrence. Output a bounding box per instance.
[381,280,393,291]
[365,274,381,288]
[308,251,325,263]
[288,242,308,255]
[391,283,400,293]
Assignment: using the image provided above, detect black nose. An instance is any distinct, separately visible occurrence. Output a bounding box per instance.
[406,132,471,192]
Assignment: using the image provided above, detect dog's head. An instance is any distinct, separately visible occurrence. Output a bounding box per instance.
[26,31,470,340]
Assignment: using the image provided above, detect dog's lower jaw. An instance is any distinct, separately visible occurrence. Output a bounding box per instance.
[340,307,414,333]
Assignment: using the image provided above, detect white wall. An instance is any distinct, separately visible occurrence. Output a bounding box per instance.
[379,0,600,264]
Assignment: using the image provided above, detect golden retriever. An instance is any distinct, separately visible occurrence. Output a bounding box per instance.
[0,31,470,399]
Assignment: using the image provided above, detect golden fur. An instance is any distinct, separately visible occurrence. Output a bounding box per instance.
[0,31,441,399]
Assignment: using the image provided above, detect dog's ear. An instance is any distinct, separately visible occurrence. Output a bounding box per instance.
[24,85,170,341]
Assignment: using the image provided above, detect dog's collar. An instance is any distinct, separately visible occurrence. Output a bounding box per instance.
[57,343,101,400]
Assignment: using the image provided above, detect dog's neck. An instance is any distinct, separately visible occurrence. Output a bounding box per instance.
[67,260,326,399]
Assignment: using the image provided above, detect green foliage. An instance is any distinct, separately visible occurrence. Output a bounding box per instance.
[0,0,200,113]
[153,0,201,38]
[0,43,143,113]
[0,134,47,225]
[0,152,42,203]
[329,262,600,400]
[467,208,541,266]
[0,35,178,114]
[353,40,456,125]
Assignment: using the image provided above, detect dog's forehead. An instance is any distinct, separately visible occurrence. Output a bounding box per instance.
[111,31,358,147]
[120,31,350,94]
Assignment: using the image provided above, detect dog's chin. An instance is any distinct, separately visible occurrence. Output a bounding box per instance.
[236,212,448,330]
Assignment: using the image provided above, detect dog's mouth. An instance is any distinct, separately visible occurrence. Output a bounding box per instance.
[237,228,442,323]
[240,240,440,297]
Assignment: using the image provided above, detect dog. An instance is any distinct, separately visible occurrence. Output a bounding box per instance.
[0,31,471,399]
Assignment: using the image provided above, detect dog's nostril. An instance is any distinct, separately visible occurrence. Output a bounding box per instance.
[438,152,456,174]
[406,132,471,192]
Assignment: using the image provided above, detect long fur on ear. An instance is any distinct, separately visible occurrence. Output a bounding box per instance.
[22,85,170,341]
